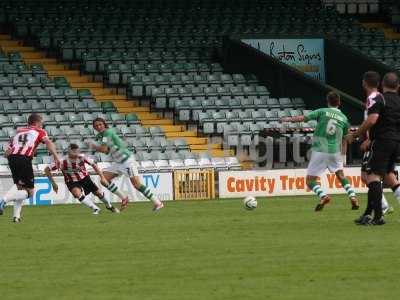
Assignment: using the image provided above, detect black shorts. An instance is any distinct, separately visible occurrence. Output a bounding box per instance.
[364,139,400,176]
[8,154,34,189]
[361,150,370,173]
[66,176,99,196]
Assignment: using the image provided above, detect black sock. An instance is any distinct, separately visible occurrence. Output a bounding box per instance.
[368,181,383,220]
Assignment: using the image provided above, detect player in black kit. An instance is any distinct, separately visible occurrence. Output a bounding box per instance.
[348,72,400,225]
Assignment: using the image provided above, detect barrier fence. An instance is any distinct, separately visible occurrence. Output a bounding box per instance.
[173,169,215,200]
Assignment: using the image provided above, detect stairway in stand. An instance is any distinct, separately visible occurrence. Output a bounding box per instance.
[0,34,232,158]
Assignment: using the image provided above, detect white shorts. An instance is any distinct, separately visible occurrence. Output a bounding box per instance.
[307,151,344,176]
[103,158,139,178]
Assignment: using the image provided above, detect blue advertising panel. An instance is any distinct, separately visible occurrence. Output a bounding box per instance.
[242,38,326,82]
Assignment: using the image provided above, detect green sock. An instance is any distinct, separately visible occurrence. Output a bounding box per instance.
[308,180,327,200]
[340,178,356,198]
[103,182,126,200]
[138,184,156,204]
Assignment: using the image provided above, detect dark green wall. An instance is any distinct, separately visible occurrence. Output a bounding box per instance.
[222,37,364,124]
[325,38,394,101]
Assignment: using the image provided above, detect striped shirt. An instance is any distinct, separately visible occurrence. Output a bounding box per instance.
[9,126,49,158]
[50,154,95,183]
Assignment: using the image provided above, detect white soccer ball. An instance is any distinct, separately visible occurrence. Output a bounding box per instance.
[243,196,257,210]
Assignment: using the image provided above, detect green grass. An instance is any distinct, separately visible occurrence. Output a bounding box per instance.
[1,194,400,300]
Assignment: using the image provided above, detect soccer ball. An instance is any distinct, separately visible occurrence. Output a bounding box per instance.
[243,196,257,210]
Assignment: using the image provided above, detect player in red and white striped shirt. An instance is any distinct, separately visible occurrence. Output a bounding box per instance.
[0,113,61,223]
[44,143,119,214]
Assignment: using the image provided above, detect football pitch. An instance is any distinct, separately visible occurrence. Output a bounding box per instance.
[1,194,400,300]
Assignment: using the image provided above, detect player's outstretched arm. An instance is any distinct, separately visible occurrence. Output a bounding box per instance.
[44,139,61,168]
[280,115,305,123]
[92,163,109,185]
[44,166,58,193]
[346,114,379,143]
[86,140,109,154]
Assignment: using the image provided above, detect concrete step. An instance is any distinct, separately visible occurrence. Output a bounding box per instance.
[95,94,127,101]
[165,131,197,137]
[190,144,221,150]
[25,58,58,64]
[20,52,46,59]
[0,34,12,40]
[70,82,103,88]
[48,70,80,76]
[155,125,186,132]
[42,64,67,71]
[67,75,93,83]
[1,46,35,52]
[181,137,207,145]
[141,119,173,125]
[0,40,21,46]
[117,106,150,112]
[134,112,163,120]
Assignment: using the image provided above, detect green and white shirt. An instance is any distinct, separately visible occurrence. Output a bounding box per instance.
[95,128,132,163]
[304,107,349,154]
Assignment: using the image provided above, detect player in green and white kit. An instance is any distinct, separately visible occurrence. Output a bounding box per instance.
[88,117,164,211]
[281,91,359,211]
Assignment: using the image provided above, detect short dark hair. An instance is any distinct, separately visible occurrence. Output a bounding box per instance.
[363,71,381,88]
[28,113,42,125]
[326,91,341,107]
[382,72,399,90]
[93,117,108,128]
[69,143,79,150]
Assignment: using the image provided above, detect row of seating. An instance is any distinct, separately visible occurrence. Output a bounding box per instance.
[175,98,305,122]
[0,112,140,128]
[0,100,115,114]
[82,50,211,72]
[125,73,255,93]
[0,87,93,101]
[148,85,270,100]
[0,62,47,76]
[0,154,241,172]
[0,76,62,88]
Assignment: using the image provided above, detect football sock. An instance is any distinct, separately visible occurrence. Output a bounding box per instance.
[78,195,100,211]
[368,181,383,220]
[138,184,159,204]
[391,184,400,202]
[98,193,112,208]
[340,178,356,199]
[103,181,126,200]
[381,193,389,210]
[307,180,327,200]
[3,189,28,203]
[13,199,24,219]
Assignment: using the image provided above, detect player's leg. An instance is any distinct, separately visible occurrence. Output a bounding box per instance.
[334,170,358,210]
[69,185,101,214]
[100,170,129,206]
[306,152,330,211]
[129,176,164,211]
[358,140,393,225]
[384,172,400,203]
[0,156,35,222]
[0,186,30,216]
[88,177,119,213]
[11,185,33,222]
[361,149,392,215]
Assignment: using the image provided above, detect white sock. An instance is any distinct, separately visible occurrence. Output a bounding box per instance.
[3,189,29,203]
[393,186,400,202]
[98,193,112,208]
[382,194,389,210]
[13,199,24,219]
[80,197,100,211]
